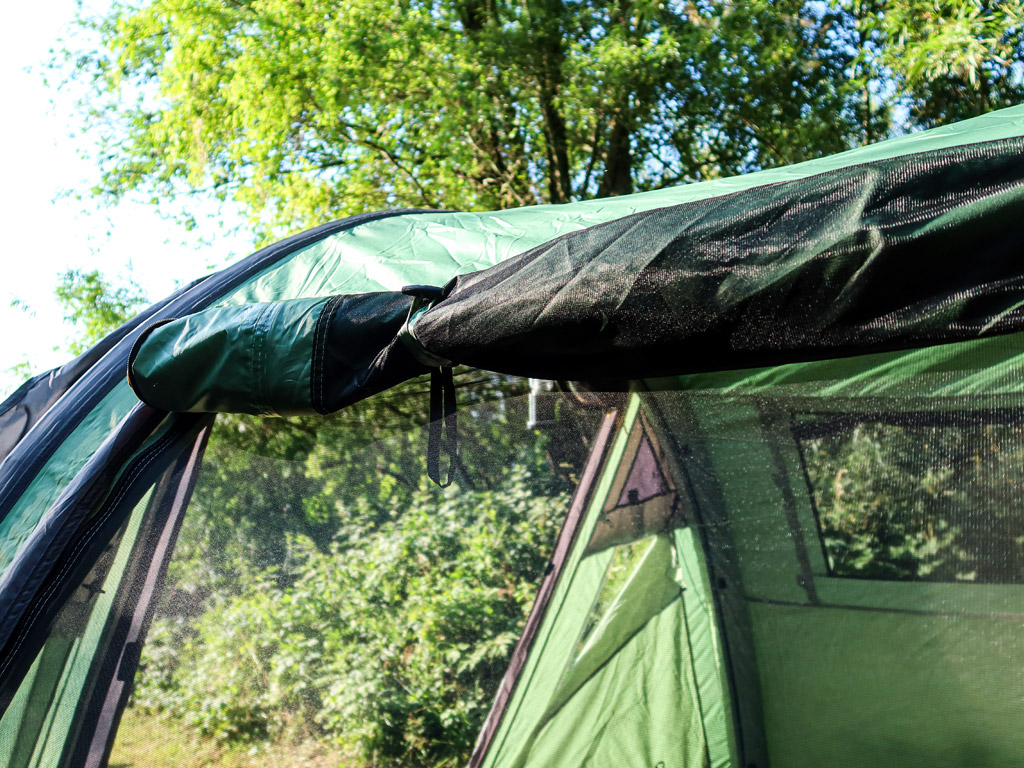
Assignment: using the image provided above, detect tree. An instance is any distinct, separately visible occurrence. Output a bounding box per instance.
[2,269,146,391]
[861,0,1024,128]
[68,1,1024,241]
[71,0,886,239]
[801,417,1024,584]
[60,2,1024,761]
[54,268,148,353]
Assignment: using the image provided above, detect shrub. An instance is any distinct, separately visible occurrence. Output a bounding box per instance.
[135,467,567,767]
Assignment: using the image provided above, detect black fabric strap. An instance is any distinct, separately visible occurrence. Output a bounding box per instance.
[427,367,458,488]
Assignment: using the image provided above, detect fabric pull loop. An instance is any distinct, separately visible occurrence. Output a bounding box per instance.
[427,367,458,487]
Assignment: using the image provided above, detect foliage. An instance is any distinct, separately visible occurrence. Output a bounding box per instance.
[867,0,1024,127]
[67,0,902,239]
[135,468,568,767]
[54,268,148,354]
[53,1,1023,760]
[801,418,1024,583]
[3,359,34,391]
[2,269,146,392]
[129,373,590,765]
[158,372,581,602]
[64,1,1024,240]
[0,299,36,395]
[879,0,1024,86]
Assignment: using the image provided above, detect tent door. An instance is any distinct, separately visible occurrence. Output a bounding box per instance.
[481,398,742,768]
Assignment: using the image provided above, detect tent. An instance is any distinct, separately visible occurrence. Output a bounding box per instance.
[0,103,1022,768]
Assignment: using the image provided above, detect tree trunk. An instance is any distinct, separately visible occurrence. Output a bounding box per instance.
[540,88,572,203]
[597,117,632,197]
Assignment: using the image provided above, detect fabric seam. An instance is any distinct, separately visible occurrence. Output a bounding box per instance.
[311,295,345,415]
[0,427,180,680]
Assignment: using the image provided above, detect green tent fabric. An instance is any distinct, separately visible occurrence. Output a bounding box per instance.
[473,399,739,768]
[127,292,426,416]
[126,109,1024,415]
[496,536,707,768]
[0,104,1023,768]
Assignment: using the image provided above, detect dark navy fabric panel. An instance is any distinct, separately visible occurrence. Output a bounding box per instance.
[0,411,209,713]
[0,210,433,525]
[0,278,205,465]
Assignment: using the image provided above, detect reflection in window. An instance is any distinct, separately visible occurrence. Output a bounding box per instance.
[586,430,682,555]
[572,420,684,660]
[575,535,659,658]
[795,413,1024,584]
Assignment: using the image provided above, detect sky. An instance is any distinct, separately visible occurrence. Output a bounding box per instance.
[0,1,252,399]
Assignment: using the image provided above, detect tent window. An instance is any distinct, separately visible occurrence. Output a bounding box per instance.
[569,417,685,665]
[794,411,1024,584]
[574,535,659,658]
[585,429,683,555]
[106,375,601,766]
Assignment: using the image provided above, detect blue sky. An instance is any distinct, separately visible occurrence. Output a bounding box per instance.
[0,1,252,398]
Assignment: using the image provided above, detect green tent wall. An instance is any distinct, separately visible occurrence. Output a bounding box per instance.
[474,332,1024,767]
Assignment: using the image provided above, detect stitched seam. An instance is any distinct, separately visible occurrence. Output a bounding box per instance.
[250,307,260,415]
[310,299,330,413]
[0,430,174,665]
[324,296,346,411]
[258,305,272,415]
[0,430,179,679]
[248,304,272,416]
[312,296,343,414]
[310,300,326,412]
[256,306,269,415]
[0,434,173,676]
[322,296,346,412]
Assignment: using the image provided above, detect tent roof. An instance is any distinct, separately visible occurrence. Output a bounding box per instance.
[220,103,1024,305]
[125,105,1024,415]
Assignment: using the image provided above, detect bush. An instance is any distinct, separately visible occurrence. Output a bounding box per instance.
[135,468,567,767]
